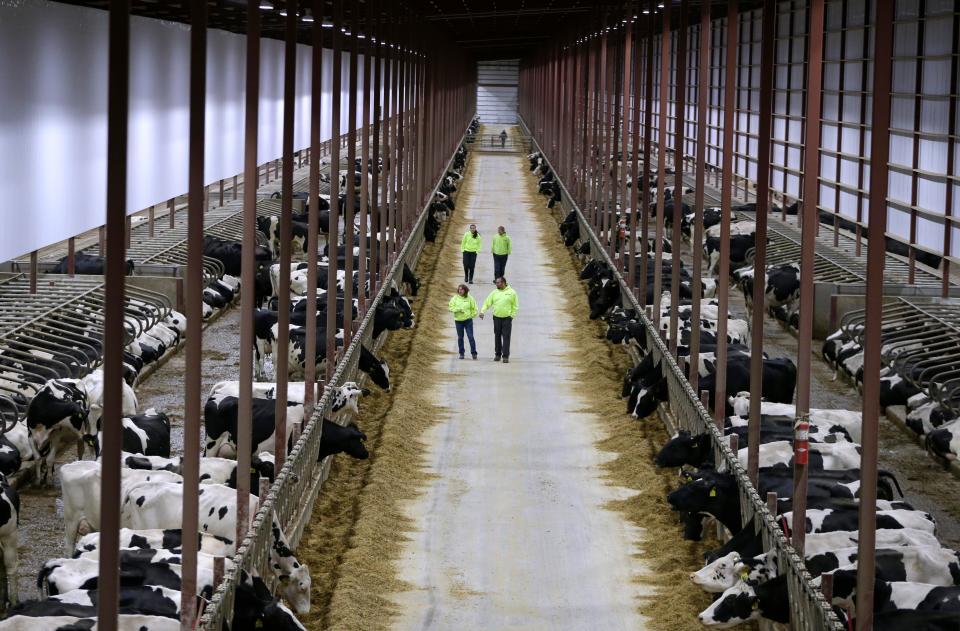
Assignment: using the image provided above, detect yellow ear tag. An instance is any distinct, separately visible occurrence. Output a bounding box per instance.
[255,620,264,628]
[740,570,749,581]
[752,601,759,610]
[709,488,717,497]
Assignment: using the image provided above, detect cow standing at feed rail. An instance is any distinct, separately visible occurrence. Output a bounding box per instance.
[119,484,312,613]
[83,408,171,458]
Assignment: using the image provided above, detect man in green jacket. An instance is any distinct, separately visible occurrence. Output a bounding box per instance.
[491,225,512,283]
[460,224,481,284]
[479,276,519,363]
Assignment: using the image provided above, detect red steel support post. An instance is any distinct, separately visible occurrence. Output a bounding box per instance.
[180,0,207,626]
[669,2,688,356]
[689,2,710,396]
[98,1,129,629]
[344,9,358,348]
[652,6,670,326]
[747,0,775,486]
[273,0,297,473]
[639,4,655,307]
[792,0,825,555]
[358,4,372,318]
[327,0,343,382]
[305,0,323,413]
[856,2,895,625]
[628,10,641,292]
[236,0,260,542]
[713,0,738,420]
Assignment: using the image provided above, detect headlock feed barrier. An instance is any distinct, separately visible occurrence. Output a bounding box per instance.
[522,121,844,631]
[197,132,466,630]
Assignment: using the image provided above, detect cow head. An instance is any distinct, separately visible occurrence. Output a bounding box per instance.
[690,551,744,593]
[330,382,370,416]
[655,431,711,468]
[271,518,312,615]
[697,581,761,627]
[630,375,667,419]
[26,378,90,454]
[318,419,368,461]
[360,346,390,391]
[234,570,307,631]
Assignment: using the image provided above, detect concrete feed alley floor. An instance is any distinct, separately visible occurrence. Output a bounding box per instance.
[389,137,650,630]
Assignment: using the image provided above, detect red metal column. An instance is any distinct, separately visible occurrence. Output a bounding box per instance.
[639,5,655,307]
[304,0,324,413]
[273,0,298,473]
[627,12,641,292]
[747,0,775,486]
[344,8,358,349]
[358,4,372,318]
[97,1,129,629]
[327,0,342,382]
[712,1,738,420]
[689,2,710,396]
[856,1,895,625]
[669,2,688,355]
[652,7,670,324]
[390,24,401,262]
[370,0,382,297]
[620,19,633,273]
[379,18,393,281]
[941,12,959,297]
[792,0,824,554]
[236,0,260,544]
[180,0,206,626]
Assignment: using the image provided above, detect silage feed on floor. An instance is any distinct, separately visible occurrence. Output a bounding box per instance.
[296,157,478,631]
[529,189,732,629]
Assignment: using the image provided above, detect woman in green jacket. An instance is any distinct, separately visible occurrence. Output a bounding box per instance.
[448,283,479,359]
[461,224,481,284]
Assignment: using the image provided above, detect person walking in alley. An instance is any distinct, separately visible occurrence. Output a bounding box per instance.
[479,277,519,363]
[448,284,479,360]
[499,129,508,148]
[491,225,512,282]
[461,224,481,284]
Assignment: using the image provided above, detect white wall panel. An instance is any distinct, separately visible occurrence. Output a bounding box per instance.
[0,0,374,263]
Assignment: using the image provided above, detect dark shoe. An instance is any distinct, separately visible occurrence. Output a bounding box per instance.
[502,358,510,364]
[459,353,465,359]
[494,355,501,362]
[472,354,478,360]
[468,280,473,284]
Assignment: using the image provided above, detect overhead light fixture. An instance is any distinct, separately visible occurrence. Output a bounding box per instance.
[259,1,273,9]
[658,2,665,7]
[302,8,314,22]
[321,21,334,28]
[357,33,366,39]
[643,8,650,13]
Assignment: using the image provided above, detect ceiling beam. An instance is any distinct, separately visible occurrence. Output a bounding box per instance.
[426,7,591,21]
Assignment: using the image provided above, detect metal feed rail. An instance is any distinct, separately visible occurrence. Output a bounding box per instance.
[197,133,468,630]
[524,127,844,630]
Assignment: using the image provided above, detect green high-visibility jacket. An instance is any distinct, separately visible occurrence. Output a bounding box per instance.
[448,294,478,321]
[481,285,519,318]
[492,233,512,255]
[461,231,482,253]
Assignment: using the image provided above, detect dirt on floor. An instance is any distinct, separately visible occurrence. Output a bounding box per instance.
[295,155,475,631]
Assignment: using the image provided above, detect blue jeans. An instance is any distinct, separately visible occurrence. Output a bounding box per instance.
[455,319,477,356]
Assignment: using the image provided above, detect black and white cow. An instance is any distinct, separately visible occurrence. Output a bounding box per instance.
[926,419,960,464]
[828,578,960,616]
[60,460,184,551]
[74,528,234,558]
[690,529,942,593]
[257,216,310,258]
[780,507,937,535]
[84,409,171,458]
[0,614,180,630]
[203,395,304,459]
[120,484,311,613]
[53,253,135,277]
[38,555,218,599]
[232,570,307,631]
[373,290,415,338]
[7,585,181,620]
[26,379,90,485]
[318,420,368,461]
[359,345,390,391]
[203,235,273,278]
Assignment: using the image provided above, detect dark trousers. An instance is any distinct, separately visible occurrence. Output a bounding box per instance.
[462,251,477,282]
[455,319,477,356]
[493,316,513,359]
[492,254,508,280]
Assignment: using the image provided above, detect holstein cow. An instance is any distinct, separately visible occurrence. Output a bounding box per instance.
[53,253,135,276]
[38,555,219,599]
[74,528,234,558]
[231,570,308,631]
[0,614,180,630]
[827,577,960,616]
[6,585,182,620]
[203,395,305,459]
[0,474,19,603]
[120,484,312,613]
[25,379,90,486]
[60,460,184,551]
[690,529,942,593]
[359,345,391,391]
[84,409,171,458]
